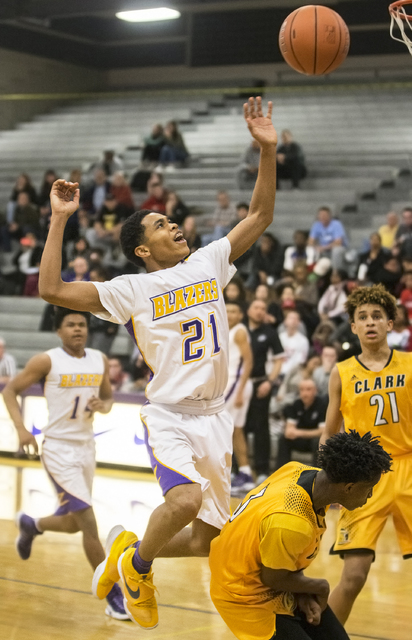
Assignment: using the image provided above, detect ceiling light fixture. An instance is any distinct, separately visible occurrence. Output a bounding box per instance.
[116,7,181,22]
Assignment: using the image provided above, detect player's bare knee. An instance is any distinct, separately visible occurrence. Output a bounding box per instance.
[342,556,371,595]
[166,485,202,523]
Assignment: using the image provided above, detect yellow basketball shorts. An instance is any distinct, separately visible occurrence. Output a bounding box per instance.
[331,454,412,559]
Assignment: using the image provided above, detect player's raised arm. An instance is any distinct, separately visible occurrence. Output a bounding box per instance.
[39,180,105,313]
[319,365,344,446]
[227,97,277,263]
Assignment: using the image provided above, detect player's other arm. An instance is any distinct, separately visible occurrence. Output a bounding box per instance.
[39,180,105,313]
[261,566,329,611]
[2,354,51,455]
[88,355,114,415]
[227,97,277,263]
[234,328,253,405]
[319,365,343,446]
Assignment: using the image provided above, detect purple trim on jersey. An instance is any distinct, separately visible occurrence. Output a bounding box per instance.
[124,318,137,345]
[224,358,243,402]
[141,418,194,496]
[46,471,91,515]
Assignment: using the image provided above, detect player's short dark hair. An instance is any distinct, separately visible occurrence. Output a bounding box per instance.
[345,283,397,322]
[120,209,165,268]
[54,306,90,330]
[318,430,392,484]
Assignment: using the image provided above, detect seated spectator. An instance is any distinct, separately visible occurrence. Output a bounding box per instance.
[12,234,43,296]
[387,304,412,351]
[278,310,310,378]
[308,206,349,272]
[378,210,399,250]
[110,172,135,211]
[250,232,284,289]
[140,173,167,213]
[318,268,348,324]
[109,356,134,393]
[393,206,412,259]
[141,124,165,166]
[0,337,17,384]
[330,320,361,360]
[202,191,237,245]
[158,121,189,169]
[89,247,106,268]
[274,353,321,412]
[400,271,412,323]
[224,275,248,311]
[311,318,336,355]
[380,255,402,297]
[293,261,318,309]
[283,229,317,272]
[38,169,57,207]
[237,139,260,190]
[80,168,111,215]
[8,173,38,210]
[97,149,124,177]
[254,283,283,326]
[357,232,391,284]
[274,378,326,469]
[66,237,91,266]
[7,193,41,248]
[181,215,201,253]
[165,191,190,226]
[86,194,131,251]
[276,129,307,189]
[62,256,90,283]
[312,344,338,398]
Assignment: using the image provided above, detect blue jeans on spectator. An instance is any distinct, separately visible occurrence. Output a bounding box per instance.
[159,145,188,165]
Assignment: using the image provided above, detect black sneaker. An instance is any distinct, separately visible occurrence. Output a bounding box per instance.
[15,512,42,560]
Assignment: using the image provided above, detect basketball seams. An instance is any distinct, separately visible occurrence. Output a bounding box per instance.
[288,9,306,75]
[313,6,318,75]
[322,11,343,75]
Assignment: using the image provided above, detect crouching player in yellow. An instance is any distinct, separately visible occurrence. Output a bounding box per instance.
[209,431,391,640]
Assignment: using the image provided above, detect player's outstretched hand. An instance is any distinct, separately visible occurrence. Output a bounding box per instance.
[243,97,277,148]
[50,179,80,219]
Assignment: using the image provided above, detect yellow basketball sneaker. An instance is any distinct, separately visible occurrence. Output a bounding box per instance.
[92,525,138,600]
[118,547,158,629]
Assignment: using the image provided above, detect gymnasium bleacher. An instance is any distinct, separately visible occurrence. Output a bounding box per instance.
[1,84,412,368]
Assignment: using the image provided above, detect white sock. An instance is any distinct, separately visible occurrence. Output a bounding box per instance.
[34,518,43,533]
[239,465,252,476]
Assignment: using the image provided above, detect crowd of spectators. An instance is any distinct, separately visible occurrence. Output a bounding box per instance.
[1,119,412,483]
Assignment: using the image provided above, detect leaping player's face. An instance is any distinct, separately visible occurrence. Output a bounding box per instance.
[137,213,188,270]
[57,314,88,353]
[351,304,392,346]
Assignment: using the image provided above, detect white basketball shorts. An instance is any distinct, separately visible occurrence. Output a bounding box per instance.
[41,437,95,514]
[140,402,234,530]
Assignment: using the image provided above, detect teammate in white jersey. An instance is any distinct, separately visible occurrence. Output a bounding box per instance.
[224,301,254,496]
[38,97,278,629]
[2,307,128,621]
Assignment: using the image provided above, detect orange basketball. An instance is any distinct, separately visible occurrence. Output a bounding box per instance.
[279,5,350,75]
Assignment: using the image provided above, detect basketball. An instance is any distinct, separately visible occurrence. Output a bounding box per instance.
[279,5,350,75]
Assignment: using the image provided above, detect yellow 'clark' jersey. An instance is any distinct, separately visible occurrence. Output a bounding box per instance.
[209,462,327,616]
[337,350,412,458]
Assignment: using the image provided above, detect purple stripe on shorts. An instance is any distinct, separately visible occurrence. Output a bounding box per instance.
[141,419,194,496]
[47,471,90,515]
[124,318,137,345]
[225,358,243,402]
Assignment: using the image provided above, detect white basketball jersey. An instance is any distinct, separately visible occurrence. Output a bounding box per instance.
[226,323,249,386]
[93,238,236,405]
[43,347,105,441]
